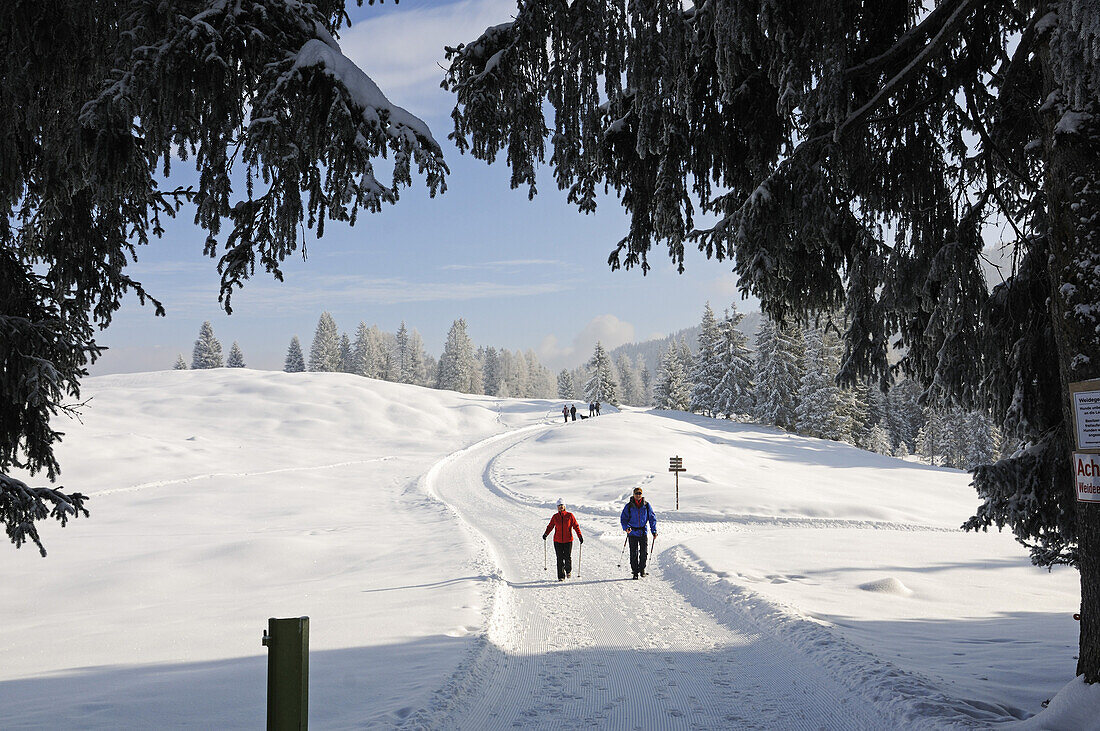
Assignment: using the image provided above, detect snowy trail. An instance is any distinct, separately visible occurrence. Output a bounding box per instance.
[422,422,900,730]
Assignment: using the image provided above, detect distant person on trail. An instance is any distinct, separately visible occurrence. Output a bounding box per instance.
[595,401,601,416]
[562,405,569,423]
[589,402,595,417]
[543,498,583,581]
[620,488,657,579]
[570,404,577,421]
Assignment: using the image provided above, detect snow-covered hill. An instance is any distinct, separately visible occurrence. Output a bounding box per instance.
[0,370,1083,728]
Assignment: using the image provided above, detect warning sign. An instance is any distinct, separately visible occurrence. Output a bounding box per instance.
[1071,380,1100,451]
[1075,453,1100,502]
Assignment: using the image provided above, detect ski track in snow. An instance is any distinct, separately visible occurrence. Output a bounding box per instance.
[403,420,1002,730]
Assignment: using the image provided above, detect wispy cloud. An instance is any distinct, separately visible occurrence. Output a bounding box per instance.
[159,273,571,314]
[440,259,564,271]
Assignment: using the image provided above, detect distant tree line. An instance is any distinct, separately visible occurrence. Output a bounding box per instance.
[645,303,1000,471]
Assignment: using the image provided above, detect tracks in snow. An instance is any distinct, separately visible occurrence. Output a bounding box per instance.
[415,422,904,730]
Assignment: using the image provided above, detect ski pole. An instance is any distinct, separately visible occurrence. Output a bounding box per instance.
[649,534,657,559]
[617,534,628,568]
[577,542,582,579]
[544,537,547,572]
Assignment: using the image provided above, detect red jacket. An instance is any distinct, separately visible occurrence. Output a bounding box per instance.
[544,510,582,543]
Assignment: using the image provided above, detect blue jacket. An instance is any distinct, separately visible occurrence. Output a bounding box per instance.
[620,498,657,537]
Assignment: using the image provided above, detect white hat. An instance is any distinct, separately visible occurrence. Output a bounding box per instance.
[556,497,565,506]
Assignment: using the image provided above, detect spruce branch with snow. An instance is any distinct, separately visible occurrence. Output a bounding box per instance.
[1,0,448,554]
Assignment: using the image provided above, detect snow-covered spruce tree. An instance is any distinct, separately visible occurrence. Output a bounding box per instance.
[173,354,188,370]
[655,346,692,411]
[754,317,803,431]
[616,353,644,406]
[284,337,306,373]
[309,312,341,373]
[637,355,653,406]
[557,369,577,400]
[2,0,447,555]
[338,334,353,373]
[712,303,755,418]
[443,0,1100,678]
[407,330,428,386]
[865,423,894,456]
[351,323,380,378]
[392,321,414,384]
[796,329,842,441]
[886,378,925,454]
[689,303,722,416]
[191,321,223,369]
[437,319,482,394]
[584,342,619,406]
[226,342,246,368]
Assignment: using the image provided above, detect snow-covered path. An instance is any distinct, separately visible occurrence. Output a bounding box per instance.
[422,422,896,729]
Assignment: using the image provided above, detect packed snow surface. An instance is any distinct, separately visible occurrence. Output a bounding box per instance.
[0,371,1083,728]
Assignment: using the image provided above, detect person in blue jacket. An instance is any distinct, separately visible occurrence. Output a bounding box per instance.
[620,487,657,579]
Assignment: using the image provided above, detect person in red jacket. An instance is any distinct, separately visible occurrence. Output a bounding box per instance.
[543,498,583,581]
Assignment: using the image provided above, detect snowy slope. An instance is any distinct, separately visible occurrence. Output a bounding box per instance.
[0,371,1082,728]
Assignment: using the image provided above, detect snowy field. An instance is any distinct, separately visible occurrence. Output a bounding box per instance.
[0,370,1086,728]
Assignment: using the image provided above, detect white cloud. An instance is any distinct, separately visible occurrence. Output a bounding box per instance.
[339,0,517,113]
[538,314,636,370]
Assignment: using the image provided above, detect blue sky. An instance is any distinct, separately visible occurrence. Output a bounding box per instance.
[91,0,756,375]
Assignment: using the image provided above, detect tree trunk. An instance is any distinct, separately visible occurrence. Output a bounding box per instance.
[1041,27,1100,680]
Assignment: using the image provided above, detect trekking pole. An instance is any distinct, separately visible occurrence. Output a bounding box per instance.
[577,542,582,579]
[649,534,657,559]
[544,538,547,572]
[617,535,628,568]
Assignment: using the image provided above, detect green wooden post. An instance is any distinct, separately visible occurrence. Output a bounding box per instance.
[262,616,309,730]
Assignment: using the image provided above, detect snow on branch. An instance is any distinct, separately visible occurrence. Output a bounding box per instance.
[0,473,89,557]
[291,39,441,153]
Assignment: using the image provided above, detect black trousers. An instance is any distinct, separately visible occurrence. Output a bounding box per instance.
[628,534,648,574]
[554,541,573,579]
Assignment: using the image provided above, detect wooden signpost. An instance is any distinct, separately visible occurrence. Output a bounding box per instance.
[669,455,685,509]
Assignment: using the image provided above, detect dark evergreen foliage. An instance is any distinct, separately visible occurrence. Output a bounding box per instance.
[2,0,446,552]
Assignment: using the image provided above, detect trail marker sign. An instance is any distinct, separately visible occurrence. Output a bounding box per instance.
[1075,453,1100,503]
[669,456,685,509]
[1070,380,1100,502]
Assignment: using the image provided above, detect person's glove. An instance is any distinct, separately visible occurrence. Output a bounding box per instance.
[542,534,547,540]
[579,536,584,544]
[652,532,658,537]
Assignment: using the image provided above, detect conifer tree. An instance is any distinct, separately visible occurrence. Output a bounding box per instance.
[557,370,577,400]
[191,321,223,369]
[616,354,644,406]
[655,346,691,411]
[584,342,619,405]
[392,322,415,384]
[754,318,803,431]
[797,328,845,441]
[173,354,188,370]
[437,319,482,394]
[226,342,246,368]
[338,334,353,373]
[637,355,653,406]
[284,337,306,373]
[690,303,722,416]
[886,378,925,454]
[407,330,428,386]
[713,304,755,418]
[865,424,894,456]
[309,312,341,372]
